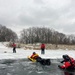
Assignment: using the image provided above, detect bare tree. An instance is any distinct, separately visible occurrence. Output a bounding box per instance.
[20,27,75,45]
[0,25,18,42]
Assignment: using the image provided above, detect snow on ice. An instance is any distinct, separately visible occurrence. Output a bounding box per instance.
[0,42,75,60]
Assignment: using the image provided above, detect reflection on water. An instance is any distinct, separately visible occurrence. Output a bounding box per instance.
[64,71,74,75]
[0,59,75,75]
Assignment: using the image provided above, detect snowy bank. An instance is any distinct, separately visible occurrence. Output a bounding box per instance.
[0,42,75,60]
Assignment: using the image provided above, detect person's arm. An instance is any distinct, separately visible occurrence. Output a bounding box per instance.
[61,60,65,63]
[30,54,33,58]
[32,54,39,59]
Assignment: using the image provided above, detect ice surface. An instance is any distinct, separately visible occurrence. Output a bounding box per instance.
[0,42,75,60]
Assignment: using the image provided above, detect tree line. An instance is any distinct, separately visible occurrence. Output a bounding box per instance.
[20,27,75,45]
[0,24,75,45]
[0,24,18,42]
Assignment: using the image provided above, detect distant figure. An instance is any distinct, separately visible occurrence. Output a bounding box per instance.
[40,43,45,54]
[12,43,16,53]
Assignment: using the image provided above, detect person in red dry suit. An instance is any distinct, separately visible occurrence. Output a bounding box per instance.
[12,42,16,53]
[40,43,45,54]
[58,55,75,70]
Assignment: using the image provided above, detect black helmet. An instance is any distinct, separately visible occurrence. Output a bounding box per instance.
[63,55,70,61]
[63,55,67,58]
[33,52,36,54]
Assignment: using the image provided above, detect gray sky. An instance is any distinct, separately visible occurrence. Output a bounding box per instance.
[0,0,75,35]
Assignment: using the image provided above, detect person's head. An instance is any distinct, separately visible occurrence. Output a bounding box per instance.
[63,55,70,61]
[33,52,36,54]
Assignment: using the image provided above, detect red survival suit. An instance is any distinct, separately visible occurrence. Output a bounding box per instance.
[41,44,45,49]
[58,55,75,69]
[41,44,45,54]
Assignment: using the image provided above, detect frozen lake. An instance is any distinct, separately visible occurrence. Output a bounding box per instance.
[0,59,75,75]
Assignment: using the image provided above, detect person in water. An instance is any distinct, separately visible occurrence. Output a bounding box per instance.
[58,55,75,70]
[30,52,51,65]
[30,52,39,60]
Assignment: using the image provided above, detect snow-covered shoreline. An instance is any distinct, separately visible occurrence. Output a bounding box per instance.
[0,48,75,60]
[0,42,75,60]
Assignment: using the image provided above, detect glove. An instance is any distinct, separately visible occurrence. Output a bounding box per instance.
[60,60,64,63]
[61,61,63,63]
[58,65,61,69]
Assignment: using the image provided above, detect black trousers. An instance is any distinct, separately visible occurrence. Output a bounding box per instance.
[13,47,16,53]
[41,48,45,54]
[36,57,51,65]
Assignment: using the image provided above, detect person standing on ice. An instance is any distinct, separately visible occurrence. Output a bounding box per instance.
[40,43,45,54]
[12,42,16,53]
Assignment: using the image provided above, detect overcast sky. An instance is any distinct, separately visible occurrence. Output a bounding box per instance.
[0,0,75,35]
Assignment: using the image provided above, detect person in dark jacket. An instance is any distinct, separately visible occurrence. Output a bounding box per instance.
[40,43,45,54]
[12,43,16,53]
[30,52,51,65]
[58,55,75,70]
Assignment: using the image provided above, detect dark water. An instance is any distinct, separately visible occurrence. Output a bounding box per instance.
[0,59,75,75]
